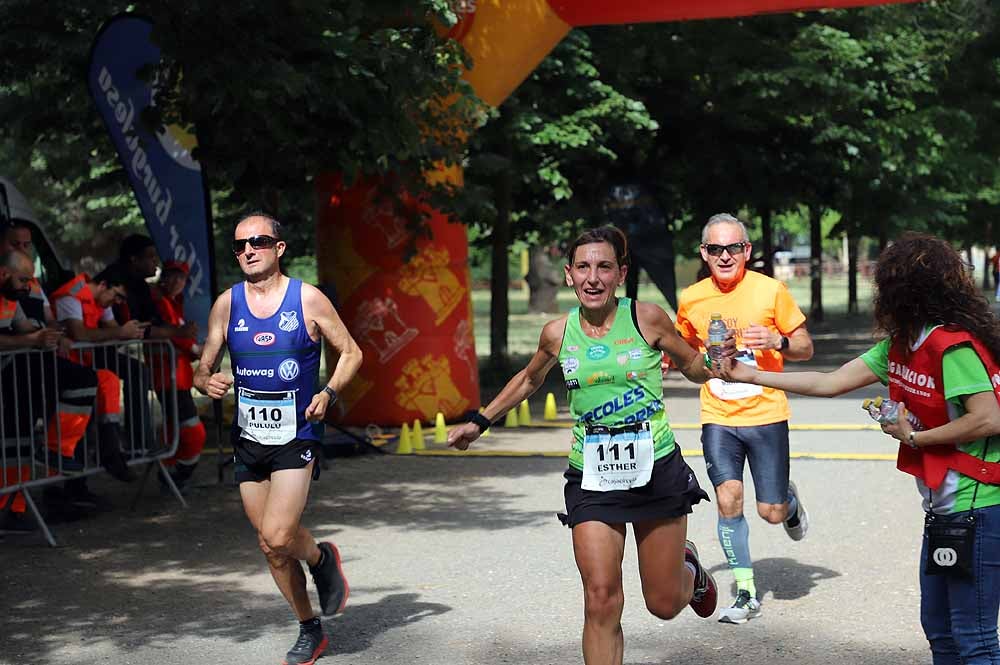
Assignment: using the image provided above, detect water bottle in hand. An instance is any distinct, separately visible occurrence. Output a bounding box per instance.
[707,313,727,362]
[861,396,924,430]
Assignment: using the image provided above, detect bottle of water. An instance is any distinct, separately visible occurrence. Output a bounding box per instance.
[861,396,924,430]
[707,313,727,361]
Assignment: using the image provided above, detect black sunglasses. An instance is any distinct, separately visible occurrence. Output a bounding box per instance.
[233,235,279,255]
[702,242,747,257]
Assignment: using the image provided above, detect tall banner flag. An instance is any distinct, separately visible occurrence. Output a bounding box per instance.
[88,14,214,335]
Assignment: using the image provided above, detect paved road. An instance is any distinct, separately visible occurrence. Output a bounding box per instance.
[1,395,932,665]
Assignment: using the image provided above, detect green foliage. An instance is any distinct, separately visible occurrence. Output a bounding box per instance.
[587,1,1000,255]
[1,0,998,298]
[0,0,481,274]
[460,30,657,248]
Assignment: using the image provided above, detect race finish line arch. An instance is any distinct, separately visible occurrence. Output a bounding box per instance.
[317,0,918,427]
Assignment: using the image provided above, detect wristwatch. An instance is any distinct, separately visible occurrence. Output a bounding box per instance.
[907,431,918,449]
[779,336,790,351]
[466,410,492,433]
[322,386,338,404]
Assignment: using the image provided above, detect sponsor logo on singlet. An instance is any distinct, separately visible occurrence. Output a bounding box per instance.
[278,358,300,382]
[565,379,581,390]
[614,337,635,345]
[586,371,614,386]
[578,387,663,423]
[253,332,276,346]
[587,344,609,361]
[562,357,580,375]
[235,365,274,378]
[233,317,249,332]
[278,311,299,332]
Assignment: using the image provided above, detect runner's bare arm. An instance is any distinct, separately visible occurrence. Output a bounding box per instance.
[193,290,233,400]
[719,355,879,397]
[636,302,711,383]
[448,316,566,450]
[301,284,363,422]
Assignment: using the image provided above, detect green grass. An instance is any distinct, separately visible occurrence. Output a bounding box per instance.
[472,275,875,357]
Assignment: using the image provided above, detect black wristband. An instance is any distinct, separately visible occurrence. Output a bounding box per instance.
[322,386,338,404]
[780,335,790,351]
[466,410,492,432]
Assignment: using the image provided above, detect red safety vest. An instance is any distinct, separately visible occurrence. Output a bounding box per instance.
[0,296,19,334]
[150,286,194,390]
[50,274,104,329]
[889,326,1000,490]
[51,274,106,364]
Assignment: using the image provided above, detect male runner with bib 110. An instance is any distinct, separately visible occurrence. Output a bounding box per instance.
[194,213,363,665]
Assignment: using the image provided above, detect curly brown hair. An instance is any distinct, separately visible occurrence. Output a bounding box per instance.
[873,233,1000,360]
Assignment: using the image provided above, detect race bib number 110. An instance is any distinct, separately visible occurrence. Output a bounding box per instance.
[237,388,297,446]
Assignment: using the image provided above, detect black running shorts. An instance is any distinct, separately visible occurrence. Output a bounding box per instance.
[233,437,322,484]
[558,446,709,527]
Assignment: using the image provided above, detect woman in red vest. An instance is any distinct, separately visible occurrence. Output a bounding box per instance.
[719,233,1000,664]
[150,260,206,492]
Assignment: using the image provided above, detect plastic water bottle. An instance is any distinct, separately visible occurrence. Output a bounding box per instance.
[861,396,924,430]
[707,313,727,362]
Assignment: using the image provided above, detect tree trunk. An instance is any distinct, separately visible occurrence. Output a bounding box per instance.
[847,231,859,315]
[489,114,512,366]
[760,205,773,277]
[525,246,561,313]
[877,216,889,253]
[809,205,824,323]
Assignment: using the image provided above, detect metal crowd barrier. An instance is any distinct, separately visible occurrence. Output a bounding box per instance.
[0,339,180,546]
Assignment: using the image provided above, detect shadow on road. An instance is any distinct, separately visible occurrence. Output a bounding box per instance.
[326,592,451,655]
[0,455,564,664]
[708,556,841,601]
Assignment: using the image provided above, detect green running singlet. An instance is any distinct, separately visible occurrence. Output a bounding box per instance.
[559,298,675,471]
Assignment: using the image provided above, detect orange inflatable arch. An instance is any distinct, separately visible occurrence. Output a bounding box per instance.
[317,0,917,427]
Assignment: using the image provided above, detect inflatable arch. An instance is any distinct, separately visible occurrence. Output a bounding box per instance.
[317,0,915,427]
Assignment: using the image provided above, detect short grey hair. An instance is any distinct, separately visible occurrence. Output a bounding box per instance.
[235,211,282,239]
[702,213,749,244]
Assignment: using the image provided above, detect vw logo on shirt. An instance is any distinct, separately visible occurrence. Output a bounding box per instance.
[278,358,300,382]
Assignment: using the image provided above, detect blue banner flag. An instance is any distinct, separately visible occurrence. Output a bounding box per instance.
[88,14,214,335]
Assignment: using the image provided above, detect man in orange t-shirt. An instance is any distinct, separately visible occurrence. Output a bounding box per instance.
[675,213,814,625]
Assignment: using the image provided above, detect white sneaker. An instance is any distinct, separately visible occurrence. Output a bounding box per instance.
[784,480,809,541]
[718,589,762,624]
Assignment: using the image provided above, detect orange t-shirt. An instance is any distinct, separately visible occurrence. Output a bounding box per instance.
[676,270,806,426]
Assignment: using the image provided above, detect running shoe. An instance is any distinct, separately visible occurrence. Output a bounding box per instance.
[684,540,718,618]
[784,480,809,541]
[718,589,762,624]
[310,542,349,616]
[282,624,328,665]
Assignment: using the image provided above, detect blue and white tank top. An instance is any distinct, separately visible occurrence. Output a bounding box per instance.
[228,278,322,444]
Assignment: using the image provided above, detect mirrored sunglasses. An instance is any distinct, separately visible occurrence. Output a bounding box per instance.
[233,235,278,255]
[702,242,747,257]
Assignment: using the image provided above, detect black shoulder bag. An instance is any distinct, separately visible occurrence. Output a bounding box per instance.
[923,438,991,579]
